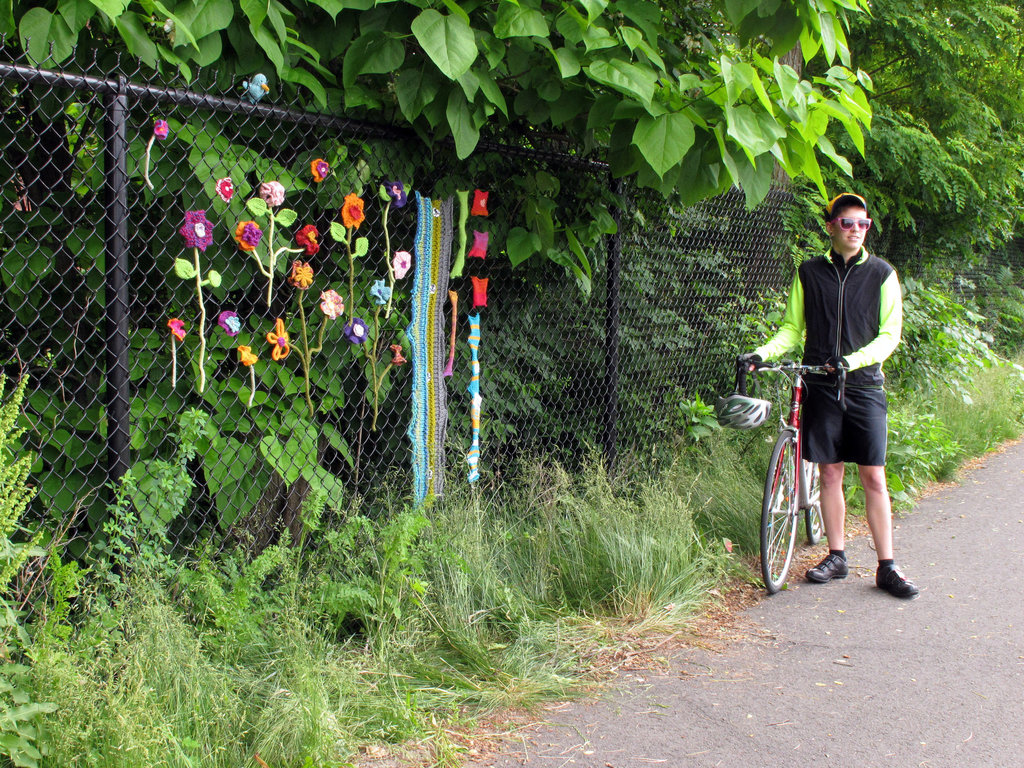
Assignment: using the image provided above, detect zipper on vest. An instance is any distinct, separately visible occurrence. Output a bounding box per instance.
[829,259,855,358]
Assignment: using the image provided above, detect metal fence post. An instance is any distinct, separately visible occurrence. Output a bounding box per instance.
[599,177,625,471]
[103,76,131,485]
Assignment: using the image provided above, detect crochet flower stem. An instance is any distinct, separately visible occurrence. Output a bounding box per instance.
[248,366,256,407]
[170,336,178,387]
[346,226,356,315]
[193,247,208,393]
[296,293,316,417]
[382,198,396,319]
[143,133,156,190]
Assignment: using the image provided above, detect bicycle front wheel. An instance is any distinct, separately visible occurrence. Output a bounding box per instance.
[761,431,800,594]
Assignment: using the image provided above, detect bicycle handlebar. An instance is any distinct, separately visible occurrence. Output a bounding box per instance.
[735,358,847,411]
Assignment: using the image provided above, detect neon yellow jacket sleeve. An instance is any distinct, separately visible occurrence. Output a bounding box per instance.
[754,274,805,360]
[844,270,902,371]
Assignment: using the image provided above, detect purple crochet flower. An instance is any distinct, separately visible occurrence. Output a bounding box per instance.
[343,317,369,344]
[153,119,170,140]
[383,180,407,208]
[179,210,214,251]
[218,310,242,336]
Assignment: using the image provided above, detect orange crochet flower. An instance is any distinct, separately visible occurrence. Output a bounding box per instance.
[266,318,291,361]
[341,193,365,230]
[237,345,259,366]
[310,158,330,183]
[167,318,186,341]
[288,260,314,289]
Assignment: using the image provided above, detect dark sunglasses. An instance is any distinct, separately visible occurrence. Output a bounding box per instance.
[833,217,872,231]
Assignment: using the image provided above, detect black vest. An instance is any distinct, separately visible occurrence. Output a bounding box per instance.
[799,251,895,388]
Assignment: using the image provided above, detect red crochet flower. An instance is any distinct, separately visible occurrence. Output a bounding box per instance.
[296,224,320,256]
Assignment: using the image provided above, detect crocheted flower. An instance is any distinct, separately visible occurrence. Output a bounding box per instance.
[295,224,320,256]
[238,345,258,366]
[288,260,314,290]
[390,344,407,365]
[167,318,186,341]
[471,276,488,308]
[319,289,345,319]
[153,119,170,140]
[310,158,330,183]
[266,318,291,360]
[468,230,489,259]
[234,220,263,252]
[343,317,368,344]
[258,181,285,207]
[216,177,235,202]
[383,180,407,208]
[341,193,365,229]
[179,210,214,251]
[370,279,391,305]
[471,189,489,216]
[393,250,412,279]
[218,310,241,336]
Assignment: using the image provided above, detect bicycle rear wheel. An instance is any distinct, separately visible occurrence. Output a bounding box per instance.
[761,430,800,594]
[803,460,824,545]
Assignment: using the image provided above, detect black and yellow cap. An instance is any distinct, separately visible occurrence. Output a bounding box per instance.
[824,193,868,221]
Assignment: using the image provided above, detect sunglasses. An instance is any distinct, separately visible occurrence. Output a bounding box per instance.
[833,217,872,231]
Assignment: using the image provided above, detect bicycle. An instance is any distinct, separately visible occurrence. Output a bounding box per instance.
[717,358,846,594]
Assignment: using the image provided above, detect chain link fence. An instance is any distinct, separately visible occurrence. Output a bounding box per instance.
[1,49,811,567]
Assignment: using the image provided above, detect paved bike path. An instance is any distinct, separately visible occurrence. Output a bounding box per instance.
[471,440,1024,768]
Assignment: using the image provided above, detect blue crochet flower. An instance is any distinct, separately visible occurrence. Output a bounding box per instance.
[370,279,392,306]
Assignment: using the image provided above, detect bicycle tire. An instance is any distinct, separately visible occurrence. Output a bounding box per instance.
[803,460,824,545]
[761,430,800,594]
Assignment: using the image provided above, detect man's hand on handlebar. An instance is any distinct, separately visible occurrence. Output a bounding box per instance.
[737,352,762,372]
[823,355,849,375]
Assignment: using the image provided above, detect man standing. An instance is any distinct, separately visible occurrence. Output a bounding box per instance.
[746,193,918,599]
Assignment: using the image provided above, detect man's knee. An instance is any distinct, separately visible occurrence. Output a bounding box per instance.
[858,465,888,495]
[819,462,845,489]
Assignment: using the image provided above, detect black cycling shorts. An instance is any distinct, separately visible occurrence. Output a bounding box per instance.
[801,383,888,466]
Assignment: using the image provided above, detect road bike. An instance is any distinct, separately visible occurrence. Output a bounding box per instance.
[736,359,845,593]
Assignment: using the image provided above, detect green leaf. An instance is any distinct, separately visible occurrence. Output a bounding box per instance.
[19,7,77,64]
[632,112,695,177]
[552,46,581,78]
[0,0,14,36]
[578,0,608,22]
[247,197,269,217]
[240,0,267,31]
[410,9,478,81]
[396,66,442,121]
[114,11,158,67]
[330,221,347,242]
[343,30,406,88]
[86,0,128,21]
[585,58,657,105]
[174,258,197,279]
[175,0,233,39]
[275,208,298,227]
[206,269,222,288]
[354,237,368,257]
[494,2,548,38]
[58,0,96,34]
[506,227,541,267]
[724,0,759,25]
[446,89,480,159]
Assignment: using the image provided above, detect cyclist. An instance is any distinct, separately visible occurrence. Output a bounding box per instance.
[742,192,919,599]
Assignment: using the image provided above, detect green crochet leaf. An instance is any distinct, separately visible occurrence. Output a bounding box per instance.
[173,258,197,279]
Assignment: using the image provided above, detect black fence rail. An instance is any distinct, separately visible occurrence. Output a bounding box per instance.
[2,50,799,562]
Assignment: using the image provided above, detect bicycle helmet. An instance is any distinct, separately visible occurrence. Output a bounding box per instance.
[715,393,771,429]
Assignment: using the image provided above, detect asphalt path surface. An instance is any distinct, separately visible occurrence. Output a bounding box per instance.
[470,440,1024,768]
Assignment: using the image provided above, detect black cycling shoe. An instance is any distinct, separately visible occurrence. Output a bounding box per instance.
[806,553,849,583]
[876,565,920,599]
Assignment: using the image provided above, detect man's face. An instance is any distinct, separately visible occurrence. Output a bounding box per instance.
[826,205,870,254]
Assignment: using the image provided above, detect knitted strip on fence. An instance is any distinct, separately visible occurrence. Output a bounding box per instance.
[466,312,482,483]
[407,192,452,504]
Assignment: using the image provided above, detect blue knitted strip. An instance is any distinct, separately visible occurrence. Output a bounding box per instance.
[407,192,432,504]
[467,312,481,483]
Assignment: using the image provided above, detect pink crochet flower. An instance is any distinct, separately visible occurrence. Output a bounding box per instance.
[393,250,412,279]
[319,289,345,319]
[258,181,285,207]
[216,178,234,202]
[153,119,170,140]
[179,210,214,251]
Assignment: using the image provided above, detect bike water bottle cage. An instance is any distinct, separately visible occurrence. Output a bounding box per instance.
[715,393,771,430]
